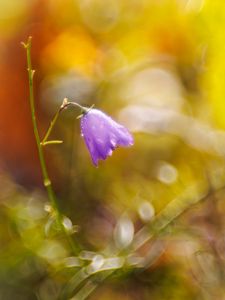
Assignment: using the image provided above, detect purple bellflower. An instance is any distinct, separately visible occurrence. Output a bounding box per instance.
[80,109,134,166]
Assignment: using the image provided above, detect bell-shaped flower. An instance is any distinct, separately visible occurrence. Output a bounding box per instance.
[80,109,134,166]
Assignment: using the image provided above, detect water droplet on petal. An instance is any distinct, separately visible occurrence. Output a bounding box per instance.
[108,149,113,156]
[111,139,116,147]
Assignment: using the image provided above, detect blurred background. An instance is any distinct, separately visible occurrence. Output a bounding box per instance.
[1,0,225,299]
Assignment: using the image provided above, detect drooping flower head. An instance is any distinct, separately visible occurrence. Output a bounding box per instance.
[80,109,134,166]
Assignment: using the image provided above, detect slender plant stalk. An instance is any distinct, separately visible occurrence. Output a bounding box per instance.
[41,106,63,145]
[22,37,77,254]
[41,98,89,146]
[42,140,63,146]
[41,99,69,145]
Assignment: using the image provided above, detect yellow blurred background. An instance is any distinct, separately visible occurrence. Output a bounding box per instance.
[1,0,225,299]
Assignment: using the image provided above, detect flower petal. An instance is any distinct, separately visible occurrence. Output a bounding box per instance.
[81,109,134,166]
[111,125,134,147]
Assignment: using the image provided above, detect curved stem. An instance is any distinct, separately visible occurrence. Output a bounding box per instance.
[63,101,88,112]
[22,37,78,255]
[41,106,62,145]
[41,98,90,145]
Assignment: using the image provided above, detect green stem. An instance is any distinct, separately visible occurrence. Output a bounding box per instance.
[65,101,88,112]
[24,37,55,204]
[41,140,63,146]
[22,37,77,255]
[41,98,89,145]
[41,106,62,144]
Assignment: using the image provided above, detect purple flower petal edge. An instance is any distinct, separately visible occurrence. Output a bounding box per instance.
[80,109,134,166]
